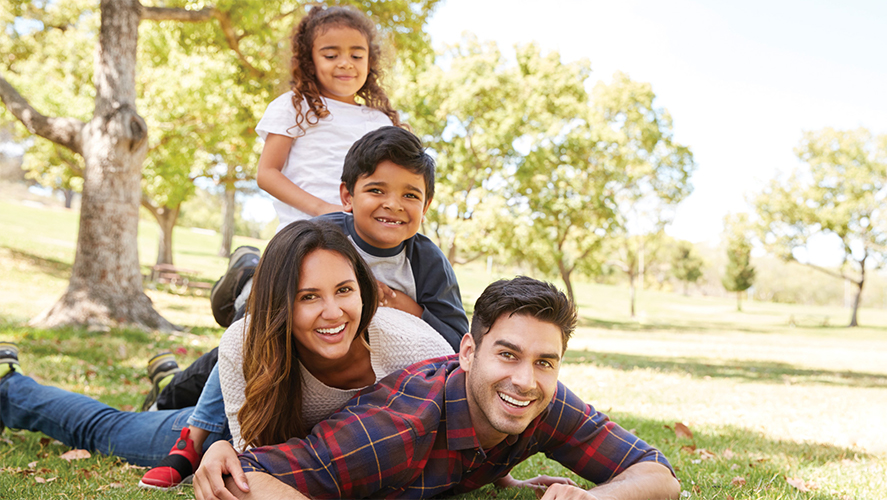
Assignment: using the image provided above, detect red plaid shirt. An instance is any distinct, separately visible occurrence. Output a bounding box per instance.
[239,355,673,498]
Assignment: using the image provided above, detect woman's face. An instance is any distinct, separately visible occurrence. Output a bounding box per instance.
[291,249,363,362]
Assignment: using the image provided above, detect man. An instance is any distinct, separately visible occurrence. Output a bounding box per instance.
[215,277,679,499]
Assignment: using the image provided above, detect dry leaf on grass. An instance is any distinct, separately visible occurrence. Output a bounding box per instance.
[674,422,694,439]
[786,476,818,492]
[60,449,91,461]
[722,449,735,460]
[34,476,57,483]
[696,449,716,460]
[27,461,37,469]
[731,476,746,487]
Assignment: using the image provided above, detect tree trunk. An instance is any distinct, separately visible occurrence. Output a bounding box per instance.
[63,188,75,209]
[31,0,175,332]
[736,291,742,312]
[218,180,236,257]
[849,278,863,327]
[153,205,179,266]
[557,259,575,305]
[629,270,636,318]
[446,240,457,266]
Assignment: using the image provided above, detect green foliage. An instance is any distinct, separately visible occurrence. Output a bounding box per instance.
[722,215,756,312]
[671,240,705,286]
[753,127,887,324]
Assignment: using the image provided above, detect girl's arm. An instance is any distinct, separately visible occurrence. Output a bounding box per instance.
[256,133,343,216]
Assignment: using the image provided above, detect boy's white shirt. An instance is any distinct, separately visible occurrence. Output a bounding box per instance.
[255,92,393,232]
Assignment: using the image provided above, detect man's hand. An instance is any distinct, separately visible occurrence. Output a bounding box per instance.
[539,483,599,499]
[194,441,249,500]
[495,474,581,498]
[377,281,423,317]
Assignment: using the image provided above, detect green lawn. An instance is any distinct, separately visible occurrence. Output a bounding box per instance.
[1,197,885,499]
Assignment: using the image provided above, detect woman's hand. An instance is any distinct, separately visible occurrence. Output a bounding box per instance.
[193,441,250,500]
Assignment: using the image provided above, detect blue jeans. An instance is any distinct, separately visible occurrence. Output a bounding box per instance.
[186,363,227,433]
[0,373,229,466]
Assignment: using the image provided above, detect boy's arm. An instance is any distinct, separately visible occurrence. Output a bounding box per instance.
[256,133,343,217]
[410,237,469,351]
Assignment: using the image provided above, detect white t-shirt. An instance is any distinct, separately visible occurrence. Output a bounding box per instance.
[255,92,393,232]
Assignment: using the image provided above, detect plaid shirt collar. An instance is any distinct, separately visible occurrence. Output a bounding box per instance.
[443,364,552,453]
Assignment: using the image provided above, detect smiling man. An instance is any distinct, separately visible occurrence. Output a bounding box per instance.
[221,277,679,500]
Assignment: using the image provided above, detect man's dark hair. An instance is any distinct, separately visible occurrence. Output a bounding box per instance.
[470,276,577,352]
[341,126,435,202]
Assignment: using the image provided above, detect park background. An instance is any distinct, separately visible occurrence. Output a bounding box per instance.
[1,0,885,499]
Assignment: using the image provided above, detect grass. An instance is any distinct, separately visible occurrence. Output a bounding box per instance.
[1,195,886,499]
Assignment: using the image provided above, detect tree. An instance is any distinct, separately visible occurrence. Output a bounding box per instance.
[753,128,886,326]
[502,72,695,304]
[722,214,756,311]
[0,0,439,330]
[671,240,705,295]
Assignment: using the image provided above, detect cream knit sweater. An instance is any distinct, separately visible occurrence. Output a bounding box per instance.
[218,307,456,451]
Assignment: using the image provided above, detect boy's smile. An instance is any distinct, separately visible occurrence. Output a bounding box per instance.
[340,160,431,249]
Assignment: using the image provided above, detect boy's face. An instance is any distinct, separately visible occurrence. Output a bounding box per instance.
[340,160,431,249]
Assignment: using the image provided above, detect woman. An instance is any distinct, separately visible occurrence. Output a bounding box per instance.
[0,221,454,490]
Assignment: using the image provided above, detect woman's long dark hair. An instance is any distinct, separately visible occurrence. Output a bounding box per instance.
[239,220,378,448]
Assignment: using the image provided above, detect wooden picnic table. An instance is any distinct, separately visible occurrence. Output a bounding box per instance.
[148,264,213,294]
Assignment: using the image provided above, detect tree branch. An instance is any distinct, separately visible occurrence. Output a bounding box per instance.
[140,6,264,79]
[0,72,84,155]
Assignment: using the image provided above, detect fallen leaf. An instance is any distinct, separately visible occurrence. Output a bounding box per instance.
[27,461,37,469]
[120,404,134,412]
[696,448,716,460]
[723,449,735,460]
[674,422,694,439]
[786,476,818,492]
[731,476,746,487]
[35,476,57,483]
[680,445,697,453]
[39,437,51,447]
[60,449,91,461]
[730,464,740,471]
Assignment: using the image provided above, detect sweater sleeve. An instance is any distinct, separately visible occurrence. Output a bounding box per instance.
[407,235,469,352]
[218,318,249,452]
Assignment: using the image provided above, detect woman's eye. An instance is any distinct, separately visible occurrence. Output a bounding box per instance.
[337,286,353,294]
[300,293,317,301]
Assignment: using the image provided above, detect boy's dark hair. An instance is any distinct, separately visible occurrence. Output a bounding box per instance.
[341,126,435,202]
[470,276,577,353]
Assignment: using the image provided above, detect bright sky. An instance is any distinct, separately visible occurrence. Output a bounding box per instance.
[425,0,887,259]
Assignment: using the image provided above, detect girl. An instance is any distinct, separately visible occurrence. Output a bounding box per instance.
[0,222,453,490]
[257,4,400,231]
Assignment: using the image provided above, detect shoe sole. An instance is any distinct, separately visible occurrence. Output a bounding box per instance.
[210,246,260,327]
[138,475,193,491]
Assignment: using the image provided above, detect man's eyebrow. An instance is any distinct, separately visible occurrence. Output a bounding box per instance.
[492,339,561,361]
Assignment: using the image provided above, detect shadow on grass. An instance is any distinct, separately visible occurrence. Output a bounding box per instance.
[4,246,73,280]
[563,349,887,388]
[457,413,874,500]
[577,314,887,336]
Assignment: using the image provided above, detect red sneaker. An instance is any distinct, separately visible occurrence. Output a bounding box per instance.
[138,427,201,490]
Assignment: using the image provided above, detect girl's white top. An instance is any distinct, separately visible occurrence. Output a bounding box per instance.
[255,92,393,232]
[218,307,455,452]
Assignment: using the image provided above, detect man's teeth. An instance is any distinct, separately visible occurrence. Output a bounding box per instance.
[499,393,530,407]
[317,325,345,335]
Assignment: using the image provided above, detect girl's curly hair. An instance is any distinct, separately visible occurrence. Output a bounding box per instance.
[289,4,400,135]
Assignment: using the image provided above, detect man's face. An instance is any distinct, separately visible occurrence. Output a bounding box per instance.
[340,160,431,249]
[459,314,563,449]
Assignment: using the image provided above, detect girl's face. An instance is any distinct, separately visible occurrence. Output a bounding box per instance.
[291,248,363,363]
[311,26,370,105]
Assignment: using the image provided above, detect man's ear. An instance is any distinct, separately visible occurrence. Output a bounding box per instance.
[458,333,475,372]
[340,183,354,213]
